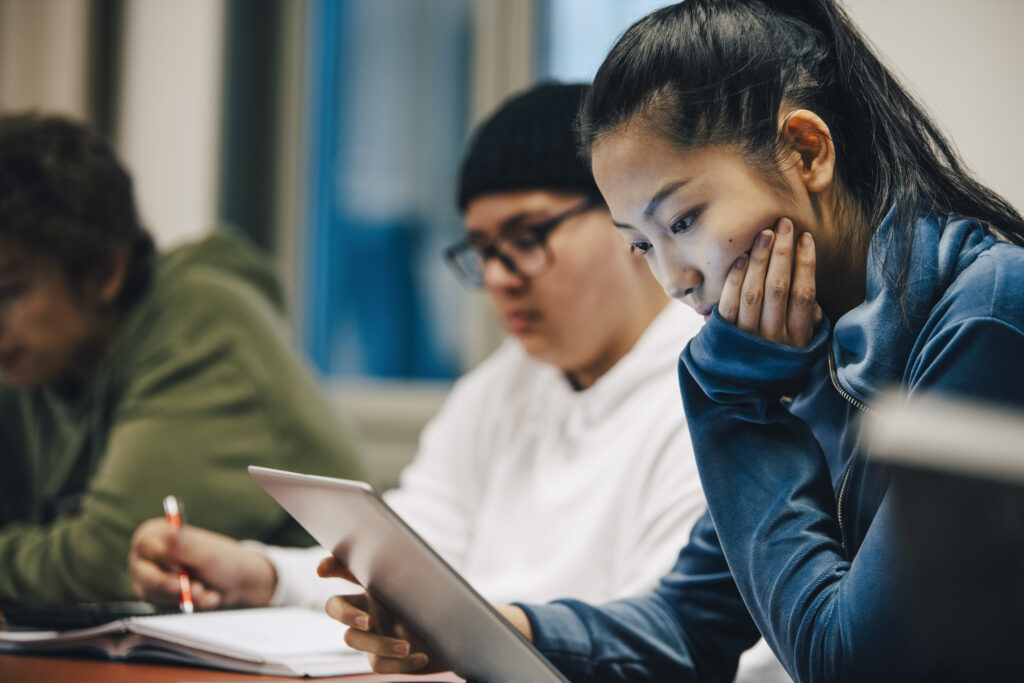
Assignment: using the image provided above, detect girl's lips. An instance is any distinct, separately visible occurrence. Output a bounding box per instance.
[696,303,717,318]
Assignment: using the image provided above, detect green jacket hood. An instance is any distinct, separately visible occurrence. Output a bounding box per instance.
[158,228,286,314]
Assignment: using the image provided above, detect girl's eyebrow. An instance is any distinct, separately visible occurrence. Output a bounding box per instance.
[643,180,687,218]
[612,180,689,231]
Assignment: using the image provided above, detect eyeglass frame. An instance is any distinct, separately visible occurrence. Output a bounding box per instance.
[443,195,603,288]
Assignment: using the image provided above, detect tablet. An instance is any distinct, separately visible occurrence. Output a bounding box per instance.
[249,466,570,683]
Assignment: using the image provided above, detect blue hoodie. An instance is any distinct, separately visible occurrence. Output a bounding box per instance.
[518,208,1024,682]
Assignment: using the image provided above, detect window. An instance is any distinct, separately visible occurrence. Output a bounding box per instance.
[301,0,470,379]
[297,0,673,381]
[537,0,672,82]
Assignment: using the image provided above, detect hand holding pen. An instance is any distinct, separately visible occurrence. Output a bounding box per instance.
[162,495,194,613]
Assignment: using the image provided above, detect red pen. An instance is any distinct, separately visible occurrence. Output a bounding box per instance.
[162,495,194,614]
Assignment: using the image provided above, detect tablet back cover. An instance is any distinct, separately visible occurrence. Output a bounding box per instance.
[250,466,569,683]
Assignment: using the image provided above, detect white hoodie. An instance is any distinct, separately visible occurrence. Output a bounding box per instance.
[252,301,785,681]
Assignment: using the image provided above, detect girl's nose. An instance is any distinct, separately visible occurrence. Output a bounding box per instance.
[662,265,702,301]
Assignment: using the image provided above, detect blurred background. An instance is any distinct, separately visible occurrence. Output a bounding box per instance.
[1,0,1021,487]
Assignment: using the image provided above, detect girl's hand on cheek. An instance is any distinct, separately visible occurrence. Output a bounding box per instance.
[717,217,822,347]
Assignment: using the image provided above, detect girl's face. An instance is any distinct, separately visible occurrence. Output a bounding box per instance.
[591,126,834,319]
[0,241,109,389]
[463,190,665,389]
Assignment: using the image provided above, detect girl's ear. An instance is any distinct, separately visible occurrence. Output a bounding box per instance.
[782,109,835,194]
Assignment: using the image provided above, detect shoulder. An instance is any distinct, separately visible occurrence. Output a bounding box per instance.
[935,239,1024,333]
[122,237,295,367]
[107,245,313,413]
[134,230,287,337]
[909,239,1024,402]
[156,261,285,332]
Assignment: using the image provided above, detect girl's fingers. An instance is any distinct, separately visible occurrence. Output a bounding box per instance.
[787,231,819,346]
[718,217,818,347]
[342,625,414,659]
[367,653,432,675]
[760,218,794,342]
[718,253,749,323]
[326,590,444,675]
[736,229,774,333]
[325,594,372,630]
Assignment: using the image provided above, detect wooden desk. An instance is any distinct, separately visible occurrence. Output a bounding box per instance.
[0,652,463,683]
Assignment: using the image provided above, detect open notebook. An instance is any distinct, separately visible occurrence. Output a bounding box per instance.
[0,606,371,677]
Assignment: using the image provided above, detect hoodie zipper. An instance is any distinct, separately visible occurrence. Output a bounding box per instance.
[826,350,876,552]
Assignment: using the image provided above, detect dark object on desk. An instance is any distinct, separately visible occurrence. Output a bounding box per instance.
[0,601,172,630]
[865,392,1024,680]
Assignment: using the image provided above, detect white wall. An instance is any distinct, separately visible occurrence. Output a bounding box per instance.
[843,0,1024,214]
[0,0,90,117]
[116,0,227,248]
[0,0,227,248]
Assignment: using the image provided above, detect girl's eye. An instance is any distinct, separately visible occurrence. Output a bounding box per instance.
[629,242,652,255]
[670,211,699,234]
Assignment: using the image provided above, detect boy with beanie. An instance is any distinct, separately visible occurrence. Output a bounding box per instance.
[129,81,712,636]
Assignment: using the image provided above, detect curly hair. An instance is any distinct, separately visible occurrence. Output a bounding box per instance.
[0,113,155,308]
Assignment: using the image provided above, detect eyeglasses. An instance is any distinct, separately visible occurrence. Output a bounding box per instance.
[444,197,601,288]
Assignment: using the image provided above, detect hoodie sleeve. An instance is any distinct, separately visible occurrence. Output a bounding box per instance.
[519,311,914,683]
[0,344,299,603]
[681,311,1024,682]
[676,313,920,682]
[519,510,762,683]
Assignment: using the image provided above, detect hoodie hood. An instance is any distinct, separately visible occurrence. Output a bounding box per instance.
[157,227,286,314]
[832,206,1000,404]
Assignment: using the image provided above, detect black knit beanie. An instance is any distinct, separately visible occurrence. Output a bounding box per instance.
[457,82,600,212]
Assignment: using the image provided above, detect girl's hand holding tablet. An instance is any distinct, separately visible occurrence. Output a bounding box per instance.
[318,555,535,677]
[717,216,822,348]
[319,556,443,675]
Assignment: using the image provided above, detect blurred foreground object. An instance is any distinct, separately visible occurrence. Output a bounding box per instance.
[865,392,1024,679]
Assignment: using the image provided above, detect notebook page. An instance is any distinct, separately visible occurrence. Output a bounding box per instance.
[129,607,361,662]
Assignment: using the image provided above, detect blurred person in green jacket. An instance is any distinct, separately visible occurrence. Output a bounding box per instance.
[0,113,368,604]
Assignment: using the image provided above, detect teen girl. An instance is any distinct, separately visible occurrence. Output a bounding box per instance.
[327,1,1024,680]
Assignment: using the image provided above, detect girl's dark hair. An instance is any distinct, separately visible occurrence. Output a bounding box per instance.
[0,113,155,309]
[579,0,1024,301]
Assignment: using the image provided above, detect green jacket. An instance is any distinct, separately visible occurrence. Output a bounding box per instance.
[0,231,369,603]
